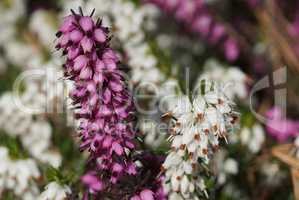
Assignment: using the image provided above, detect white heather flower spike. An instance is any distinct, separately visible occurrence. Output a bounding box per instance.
[162,80,238,199]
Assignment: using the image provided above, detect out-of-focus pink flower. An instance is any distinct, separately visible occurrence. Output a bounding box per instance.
[246,0,261,8]
[265,107,299,142]
[146,0,240,62]
[224,38,240,62]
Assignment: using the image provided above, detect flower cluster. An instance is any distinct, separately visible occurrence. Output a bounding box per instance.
[0,147,40,200]
[56,9,143,196]
[0,91,62,167]
[162,81,238,199]
[0,58,64,167]
[146,0,240,61]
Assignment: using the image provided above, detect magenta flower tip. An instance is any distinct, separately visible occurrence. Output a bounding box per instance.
[140,189,155,200]
[79,16,94,32]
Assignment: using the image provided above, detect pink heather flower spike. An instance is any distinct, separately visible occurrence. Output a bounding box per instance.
[56,7,136,194]
[56,8,165,199]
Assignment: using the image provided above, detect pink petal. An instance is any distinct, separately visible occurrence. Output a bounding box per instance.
[70,29,83,43]
[110,176,118,184]
[104,58,117,70]
[103,49,118,61]
[102,136,112,148]
[130,195,141,200]
[80,67,92,79]
[79,16,94,32]
[103,89,111,104]
[112,163,124,172]
[87,81,96,93]
[100,105,112,116]
[126,163,137,175]
[95,59,105,72]
[140,189,154,200]
[125,141,135,149]
[81,36,93,53]
[89,94,98,106]
[93,72,104,84]
[74,55,88,71]
[67,46,79,60]
[60,15,76,33]
[109,80,123,92]
[94,28,106,43]
[112,142,123,156]
[58,33,70,47]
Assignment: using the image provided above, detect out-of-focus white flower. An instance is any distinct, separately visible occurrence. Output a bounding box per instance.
[29,9,58,48]
[224,158,238,174]
[222,183,250,200]
[0,0,25,24]
[3,40,39,68]
[158,79,181,110]
[38,182,71,200]
[196,59,248,100]
[0,25,15,45]
[0,64,63,167]
[138,79,180,148]
[139,118,167,148]
[0,0,25,44]
[0,146,40,199]
[213,151,238,185]
[240,123,265,153]
[84,0,164,85]
[260,162,286,186]
[162,80,238,199]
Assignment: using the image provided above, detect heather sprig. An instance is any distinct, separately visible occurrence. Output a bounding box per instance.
[161,81,238,199]
[56,8,164,199]
[56,7,137,193]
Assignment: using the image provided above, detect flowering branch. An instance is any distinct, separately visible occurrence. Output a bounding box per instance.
[161,81,238,199]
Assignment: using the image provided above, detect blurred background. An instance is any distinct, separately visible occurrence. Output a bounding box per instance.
[1,0,299,199]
